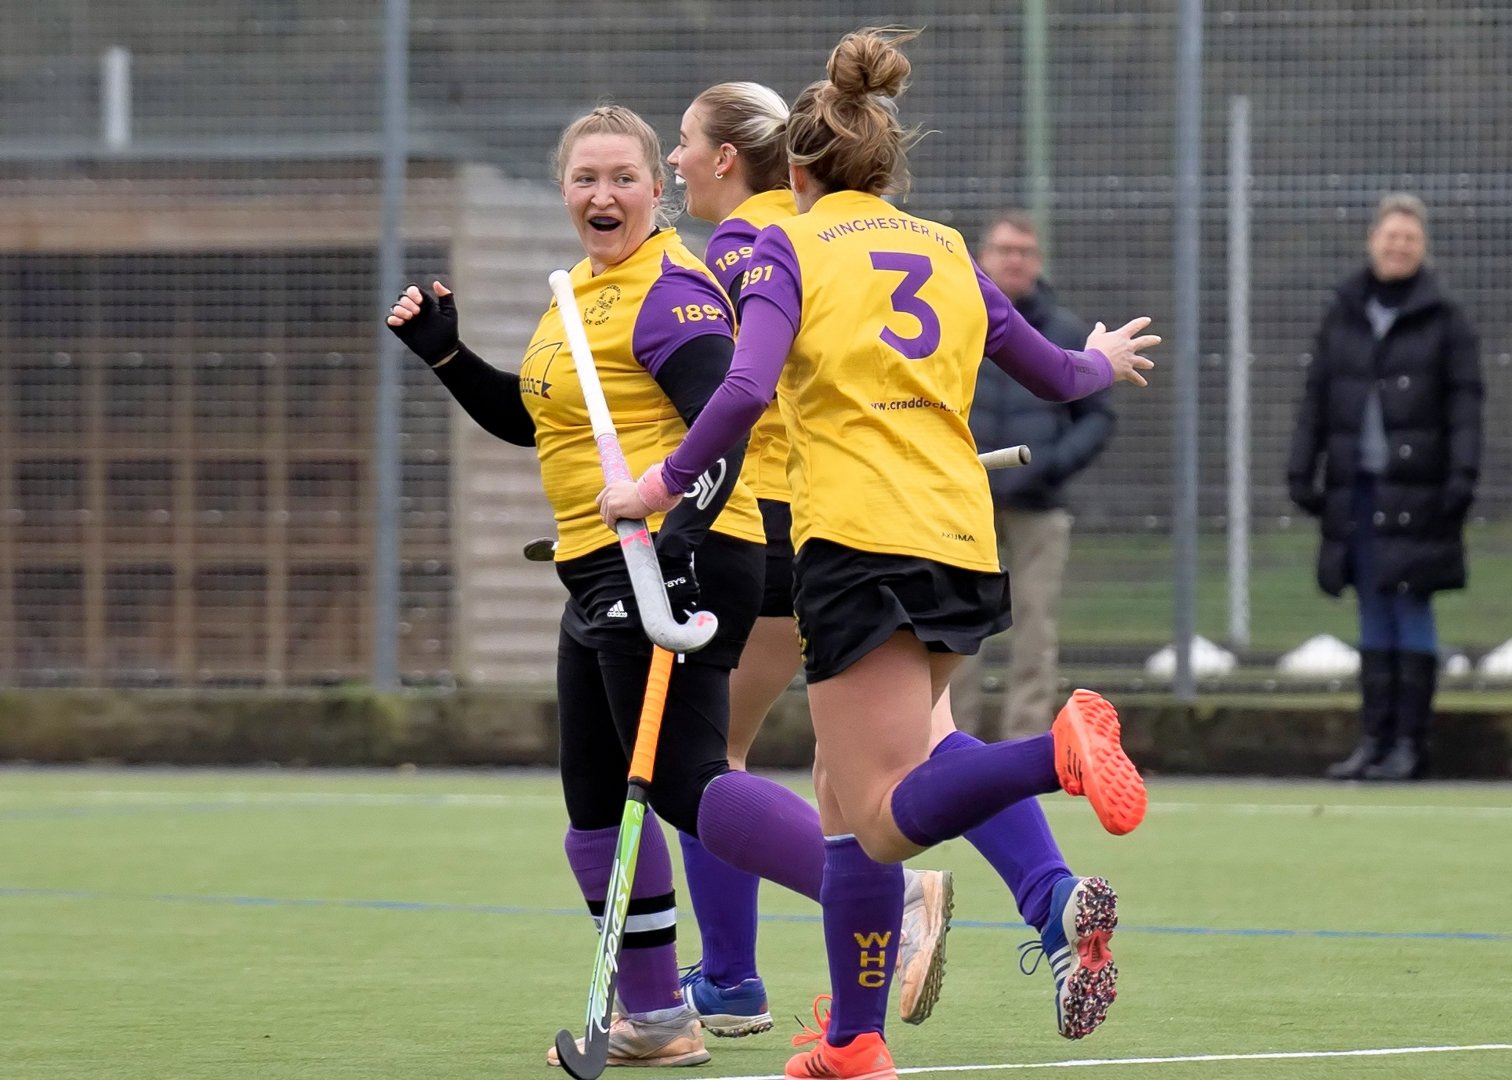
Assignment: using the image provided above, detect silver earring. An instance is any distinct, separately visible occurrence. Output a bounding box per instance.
[714,171,724,181]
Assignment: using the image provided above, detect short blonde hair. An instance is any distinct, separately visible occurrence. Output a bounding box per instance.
[1373,192,1429,233]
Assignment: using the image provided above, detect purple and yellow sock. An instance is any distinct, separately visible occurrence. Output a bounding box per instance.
[564,814,681,1015]
[930,729,1070,931]
[679,829,760,986]
[889,732,1060,850]
[820,836,902,1047]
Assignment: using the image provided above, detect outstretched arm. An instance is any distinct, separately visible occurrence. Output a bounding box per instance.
[386,282,535,446]
[977,264,1156,398]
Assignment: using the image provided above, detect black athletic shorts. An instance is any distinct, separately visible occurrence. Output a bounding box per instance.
[792,538,1013,683]
[758,498,796,618]
[557,530,763,669]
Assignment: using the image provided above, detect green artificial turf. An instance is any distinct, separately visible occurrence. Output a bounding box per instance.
[1,767,1509,1078]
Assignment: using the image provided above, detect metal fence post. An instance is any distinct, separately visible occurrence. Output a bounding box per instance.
[1227,95,1252,650]
[1172,0,1204,701]
[373,0,410,691]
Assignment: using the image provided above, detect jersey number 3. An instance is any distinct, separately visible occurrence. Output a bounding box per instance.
[869,251,941,360]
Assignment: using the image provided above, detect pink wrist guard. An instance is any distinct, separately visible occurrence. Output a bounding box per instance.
[636,462,683,514]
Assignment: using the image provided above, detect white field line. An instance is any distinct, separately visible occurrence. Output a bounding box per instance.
[701,1043,1512,1079]
[1,791,1508,817]
[1072,801,1512,818]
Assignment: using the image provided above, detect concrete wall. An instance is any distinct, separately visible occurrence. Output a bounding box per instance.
[3,689,1508,779]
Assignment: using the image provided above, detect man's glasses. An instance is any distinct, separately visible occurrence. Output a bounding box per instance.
[983,243,1040,258]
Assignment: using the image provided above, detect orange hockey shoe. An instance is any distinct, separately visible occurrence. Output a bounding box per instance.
[785,996,898,1080]
[1051,689,1147,835]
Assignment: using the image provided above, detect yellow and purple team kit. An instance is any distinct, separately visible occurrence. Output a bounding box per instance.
[661,190,1116,573]
[703,188,799,504]
[516,228,763,560]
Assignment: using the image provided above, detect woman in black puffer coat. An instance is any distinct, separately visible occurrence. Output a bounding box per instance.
[1288,193,1483,782]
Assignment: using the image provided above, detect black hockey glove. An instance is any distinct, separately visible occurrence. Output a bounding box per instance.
[387,285,459,366]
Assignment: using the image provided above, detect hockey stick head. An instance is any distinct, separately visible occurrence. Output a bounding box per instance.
[651,609,719,654]
[522,537,557,562]
[552,786,657,1080]
[552,1026,609,1080]
[615,520,719,653]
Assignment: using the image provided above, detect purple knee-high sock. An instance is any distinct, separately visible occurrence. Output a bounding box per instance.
[696,770,823,901]
[889,732,1060,850]
[564,815,681,1015]
[679,829,760,986]
[821,836,902,1047]
[931,729,1070,931]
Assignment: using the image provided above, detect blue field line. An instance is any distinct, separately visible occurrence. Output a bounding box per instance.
[2,885,1508,942]
[0,886,587,918]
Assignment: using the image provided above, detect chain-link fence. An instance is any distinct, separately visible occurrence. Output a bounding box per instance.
[2,1,1508,690]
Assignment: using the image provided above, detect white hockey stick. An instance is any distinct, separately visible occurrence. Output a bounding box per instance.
[979,444,1031,470]
[548,270,718,654]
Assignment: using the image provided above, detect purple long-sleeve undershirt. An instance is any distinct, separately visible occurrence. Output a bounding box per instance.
[662,293,794,494]
[977,263,1113,400]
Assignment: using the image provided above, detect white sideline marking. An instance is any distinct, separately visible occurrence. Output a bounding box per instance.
[702,1044,1512,1079]
[1053,801,1512,819]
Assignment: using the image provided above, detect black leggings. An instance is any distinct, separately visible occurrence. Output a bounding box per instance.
[557,630,734,834]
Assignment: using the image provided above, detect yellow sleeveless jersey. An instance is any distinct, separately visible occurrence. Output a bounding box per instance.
[750,191,998,572]
[518,228,763,560]
[705,190,800,503]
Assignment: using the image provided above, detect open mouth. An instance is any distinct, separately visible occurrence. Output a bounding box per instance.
[588,216,621,233]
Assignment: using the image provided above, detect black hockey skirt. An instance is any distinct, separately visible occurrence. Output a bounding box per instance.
[792,538,1013,683]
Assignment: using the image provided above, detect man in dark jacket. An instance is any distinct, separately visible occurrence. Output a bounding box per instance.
[1289,193,1483,780]
[951,210,1116,739]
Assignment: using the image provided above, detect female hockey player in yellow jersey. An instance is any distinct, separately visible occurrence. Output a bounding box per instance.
[667,80,952,1037]
[600,29,1159,1080]
[387,103,836,1071]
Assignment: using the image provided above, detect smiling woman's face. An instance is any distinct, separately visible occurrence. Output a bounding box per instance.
[668,102,721,222]
[561,133,663,274]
